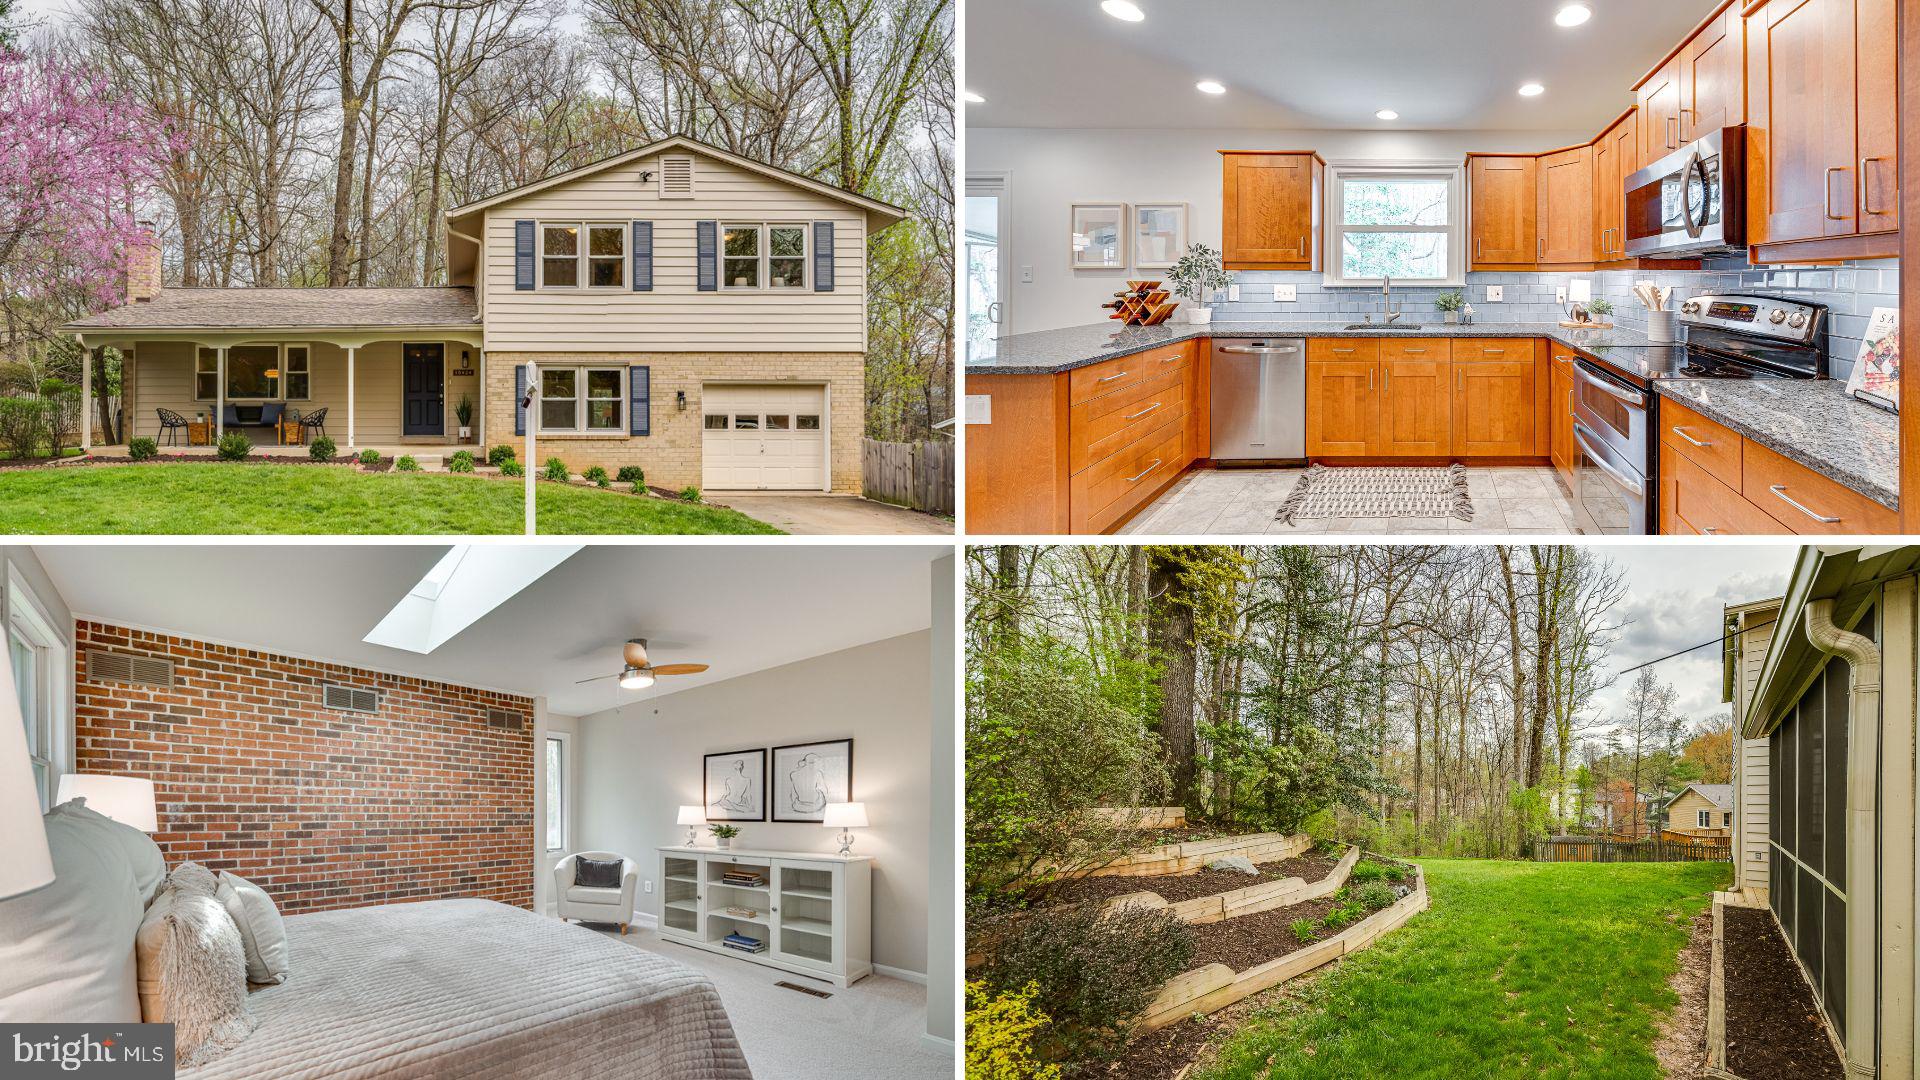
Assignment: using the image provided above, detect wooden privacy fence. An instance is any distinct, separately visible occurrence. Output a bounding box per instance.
[862,438,953,515]
[1530,836,1732,863]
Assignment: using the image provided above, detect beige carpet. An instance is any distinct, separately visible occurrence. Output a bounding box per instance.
[595,925,950,1080]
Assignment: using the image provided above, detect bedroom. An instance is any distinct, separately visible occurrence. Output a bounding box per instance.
[0,543,957,1079]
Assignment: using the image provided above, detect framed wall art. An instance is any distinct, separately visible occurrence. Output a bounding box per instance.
[1132,202,1188,269]
[1070,203,1127,269]
[703,748,767,821]
[770,739,853,822]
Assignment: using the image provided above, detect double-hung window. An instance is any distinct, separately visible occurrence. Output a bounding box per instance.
[723,224,808,290]
[1697,809,1713,829]
[540,223,625,289]
[7,564,66,810]
[537,366,624,433]
[195,344,309,401]
[1324,163,1465,287]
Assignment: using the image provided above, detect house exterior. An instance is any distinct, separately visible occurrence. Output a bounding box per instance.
[1659,783,1734,839]
[1727,546,1919,1080]
[64,136,905,493]
[1724,596,1781,897]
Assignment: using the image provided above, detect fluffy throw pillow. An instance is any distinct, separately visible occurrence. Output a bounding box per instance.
[215,871,290,985]
[135,862,253,1067]
[0,800,160,1021]
[575,856,623,889]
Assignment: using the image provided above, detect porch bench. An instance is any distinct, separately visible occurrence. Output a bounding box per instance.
[221,404,286,443]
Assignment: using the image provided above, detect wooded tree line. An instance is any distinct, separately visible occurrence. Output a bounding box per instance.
[7,0,952,441]
[967,544,1735,906]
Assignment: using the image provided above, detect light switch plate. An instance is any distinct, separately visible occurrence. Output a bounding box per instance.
[644,879,654,893]
[1273,284,1296,302]
[1019,265,1034,283]
[1486,285,1505,302]
[1228,284,1240,302]
[965,394,992,425]
[1555,286,1568,304]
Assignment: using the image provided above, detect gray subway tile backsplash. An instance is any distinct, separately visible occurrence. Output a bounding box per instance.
[1210,257,1899,381]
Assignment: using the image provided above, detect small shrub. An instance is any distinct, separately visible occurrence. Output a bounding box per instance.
[0,398,48,459]
[1384,864,1409,883]
[358,448,380,466]
[308,434,337,462]
[678,485,701,503]
[616,465,644,486]
[216,431,252,461]
[1289,918,1317,943]
[1348,861,1389,884]
[127,437,158,461]
[965,980,1063,1080]
[395,455,420,472]
[543,457,569,482]
[1314,837,1345,857]
[500,460,525,477]
[1352,881,1397,912]
[583,465,610,488]
[488,443,516,467]
[976,901,1193,1064]
[1321,903,1366,931]
[448,450,476,473]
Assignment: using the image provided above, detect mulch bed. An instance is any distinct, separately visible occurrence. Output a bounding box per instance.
[1046,852,1341,907]
[0,453,355,469]
[1721,906,1845,1080]
[1183,895,1345,971]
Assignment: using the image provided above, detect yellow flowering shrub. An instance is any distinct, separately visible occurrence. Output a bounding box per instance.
[965,980,1062,1080]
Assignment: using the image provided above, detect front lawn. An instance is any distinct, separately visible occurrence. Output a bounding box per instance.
[1200,858,1730,1080]
[0,463,782,534]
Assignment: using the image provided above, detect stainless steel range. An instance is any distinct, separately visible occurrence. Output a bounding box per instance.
[1567,293,1828,535]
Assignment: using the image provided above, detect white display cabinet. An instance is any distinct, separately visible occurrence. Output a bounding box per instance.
[655,846,873,987]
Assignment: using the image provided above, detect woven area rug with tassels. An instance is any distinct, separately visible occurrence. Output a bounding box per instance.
[1274,464,1474,525]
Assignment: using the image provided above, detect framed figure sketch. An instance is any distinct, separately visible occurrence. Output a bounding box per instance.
[704,748,766,821]
[1070,203,1127,269]
[1133,203,1188,269]
[771,739,853,822]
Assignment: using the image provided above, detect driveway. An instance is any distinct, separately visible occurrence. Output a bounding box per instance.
[709,493,951,536]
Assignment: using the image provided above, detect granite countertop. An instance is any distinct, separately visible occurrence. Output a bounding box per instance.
[1653,380,1899,511]
[965,320,1662,375]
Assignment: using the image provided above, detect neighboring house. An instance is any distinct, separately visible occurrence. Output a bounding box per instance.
[1658,783,1734,839]
[1727,547,1919,1080]
[64,136,905,493]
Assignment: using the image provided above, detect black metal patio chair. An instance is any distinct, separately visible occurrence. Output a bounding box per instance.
[156,408,189,447]
[298,407,328,441]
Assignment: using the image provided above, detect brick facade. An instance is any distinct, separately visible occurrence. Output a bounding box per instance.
[483,352,864,493]
[73,622,535,914]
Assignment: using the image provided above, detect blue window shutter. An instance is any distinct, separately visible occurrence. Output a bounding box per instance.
[514,220,535,291]
[813,221,834,292]
[631,221,652,291]
[514,365,527,435]
[697,221,718,291]
[629,366,650,436]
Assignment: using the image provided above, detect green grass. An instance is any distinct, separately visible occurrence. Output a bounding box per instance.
[1199,858,1731,1080]
[0,463,783,535]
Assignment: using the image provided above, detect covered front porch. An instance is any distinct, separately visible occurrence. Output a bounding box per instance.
[83,440,473,464]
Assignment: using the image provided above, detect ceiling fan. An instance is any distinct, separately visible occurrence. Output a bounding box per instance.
[574,638,709,690]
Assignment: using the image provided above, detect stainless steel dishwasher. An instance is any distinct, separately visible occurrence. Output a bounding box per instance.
[1209,338,1307,461]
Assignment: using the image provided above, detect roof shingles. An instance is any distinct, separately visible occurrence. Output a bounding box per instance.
[67,287,478,332]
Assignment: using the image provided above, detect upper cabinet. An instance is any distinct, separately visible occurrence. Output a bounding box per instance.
[1637,58,1684,163]
[1537,146,1594,266]
[1467,156,1538,269]
[1679,2,1745,142]
[1592,112,1638,261]
[1220,151,1324,271]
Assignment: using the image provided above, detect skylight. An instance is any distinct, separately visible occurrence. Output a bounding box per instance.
[364,545,581,654]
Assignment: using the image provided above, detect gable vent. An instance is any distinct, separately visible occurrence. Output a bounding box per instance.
[86,650,174,689]
[487,709,525,731]
[322,684,380,714]
[659,156,695,199]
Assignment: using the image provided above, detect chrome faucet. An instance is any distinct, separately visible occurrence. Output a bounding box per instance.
[1365,277,1403,325]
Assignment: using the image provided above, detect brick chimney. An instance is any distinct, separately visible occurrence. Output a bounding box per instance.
[126,221,161,303]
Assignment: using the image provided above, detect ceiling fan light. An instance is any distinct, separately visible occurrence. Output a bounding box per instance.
[1195,80,1226,95]
[618,666,656,690]
[1375,109,1399,121]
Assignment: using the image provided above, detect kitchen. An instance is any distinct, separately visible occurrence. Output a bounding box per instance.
[963,0,1903,536]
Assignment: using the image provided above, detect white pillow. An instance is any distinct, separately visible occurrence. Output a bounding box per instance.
[0,801,155,1021]
[136,863,253,1067]
[215,871,289,985]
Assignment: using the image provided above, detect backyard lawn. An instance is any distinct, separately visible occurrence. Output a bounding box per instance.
[1200,858,1730,1080]
[0,464,783,535]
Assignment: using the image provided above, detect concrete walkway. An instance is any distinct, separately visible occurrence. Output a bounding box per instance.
[709,493,950,535]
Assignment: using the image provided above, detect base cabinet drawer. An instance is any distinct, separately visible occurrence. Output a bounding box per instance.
[1070,369,1189,474]
[1070,419,1186,533]
[1069,343,1189,405]
[1741,440,1899,534]
[1662,449,1791,535]
[1659,399,1743,489]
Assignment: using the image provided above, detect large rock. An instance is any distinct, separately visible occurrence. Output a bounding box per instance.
[1207,855,1259,875]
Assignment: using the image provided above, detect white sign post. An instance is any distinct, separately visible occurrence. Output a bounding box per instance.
[520,362,538,536]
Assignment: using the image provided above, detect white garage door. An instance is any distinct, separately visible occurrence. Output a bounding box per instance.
[702,384,827,490]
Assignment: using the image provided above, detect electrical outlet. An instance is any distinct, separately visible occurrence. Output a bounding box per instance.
[1486,285,1505,302]
[1019,265,1033,283]
[1227,284,1240,302]
[1273,284,1297,302]
[965,394,992,425]
[644,879,654,894]
[1555,286,1568,304]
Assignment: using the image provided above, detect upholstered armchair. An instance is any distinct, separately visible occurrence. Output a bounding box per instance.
[553,851,638,934]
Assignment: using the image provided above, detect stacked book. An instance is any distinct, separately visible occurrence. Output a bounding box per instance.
[721,869,767,888]
[722,905,759,919]
[721,931,766,955]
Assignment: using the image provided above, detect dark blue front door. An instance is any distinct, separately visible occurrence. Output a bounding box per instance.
[404,344,445,436]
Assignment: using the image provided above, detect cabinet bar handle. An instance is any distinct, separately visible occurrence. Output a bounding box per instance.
[1539,237,1545,260]
[1369,369,1374,390]
[1768,484,1841,524]
[1702,526,1720,534]
[1124,402,1163,421]
[1125,459,1164,484]
[1670,426,1712,448]
[1098,370,1128,382]
[1862,157,1890,216]
[1332,347,1356,354]
[1824,167,1848,221]
[1161,352,1182,362]
[1403,347,1426,353]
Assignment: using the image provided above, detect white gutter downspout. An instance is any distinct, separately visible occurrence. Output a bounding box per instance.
[1805,597,1881,1079]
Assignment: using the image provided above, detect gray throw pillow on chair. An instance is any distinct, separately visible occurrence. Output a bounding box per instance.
[575,856,622,889]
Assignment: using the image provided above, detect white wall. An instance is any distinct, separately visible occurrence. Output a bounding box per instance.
[926,553,955,1044]
[576,630,933,977]
[971,126,1586,335]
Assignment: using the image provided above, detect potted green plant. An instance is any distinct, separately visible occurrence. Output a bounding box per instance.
[456,395,474,440]
[709,824,740,851]
[1586,298,1614,324]
[1166,242,1232,325]
[1435,290,1467,324]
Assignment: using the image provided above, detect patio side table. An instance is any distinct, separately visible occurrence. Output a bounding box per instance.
[188,422,213,447]
[279,418,306,446]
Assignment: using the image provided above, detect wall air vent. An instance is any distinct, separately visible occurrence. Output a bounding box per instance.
[487,709,525,731]
[86,650,174,689]
[659,155,695,199]
[322,684,380,714]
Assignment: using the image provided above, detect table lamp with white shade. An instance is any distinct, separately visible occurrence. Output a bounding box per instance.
[0,654,53,899]
[55,774,159,833]
[822,802,868,856]
[676,805,705,846]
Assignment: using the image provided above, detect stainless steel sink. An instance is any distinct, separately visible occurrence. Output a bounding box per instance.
[1341,323,1424,331]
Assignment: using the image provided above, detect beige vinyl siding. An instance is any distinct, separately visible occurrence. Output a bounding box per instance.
[479,152,868,353]
[1732,610,1777,893]
[1666,789,1732,837]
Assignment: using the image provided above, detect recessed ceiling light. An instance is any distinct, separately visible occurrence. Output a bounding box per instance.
[1101,0,1145,21]
[1196,80,1226,95]
[1518,82,1546,97]
[963,90,985,104]
[1376,109,1399,121]
[1554,3,1592,27]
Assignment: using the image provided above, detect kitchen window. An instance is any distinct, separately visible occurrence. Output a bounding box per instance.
[1324,163,1465,287]
[195,344,310,401]
[538,366,624,433]
[723,223,808,290]
[540,223,625,289]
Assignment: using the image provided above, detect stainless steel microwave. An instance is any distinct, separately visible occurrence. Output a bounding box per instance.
[1623,126,1745,259]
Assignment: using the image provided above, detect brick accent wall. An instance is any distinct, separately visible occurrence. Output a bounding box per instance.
[73,622,535,914]
[483,352,864,493]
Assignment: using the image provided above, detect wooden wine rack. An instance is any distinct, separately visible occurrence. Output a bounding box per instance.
[1104,280,1180,326]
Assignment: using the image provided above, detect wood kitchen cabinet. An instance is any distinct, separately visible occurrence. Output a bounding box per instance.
[1548,350,1577,485]
[1467,156,1538,269]
[1637,56,1683,163]
[1379,345,1453,457]
[1679,1,1744,142]
[1305,340,1380,456]
[1537,146,1594,265]
[1306,339,1454,458]
[1451,346,1536,458]
[1657,397,1897,533]
[1220,151,1324,270]
[1591,112,1638,261]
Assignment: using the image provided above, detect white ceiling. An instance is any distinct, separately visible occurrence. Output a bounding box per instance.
[38,545,938,716]
[966,0,1717,132]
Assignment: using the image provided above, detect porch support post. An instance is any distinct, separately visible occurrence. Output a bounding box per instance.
[346,346,357,449]
[476,349,486,448]
[80,346,92,452]
[215,346,226,438]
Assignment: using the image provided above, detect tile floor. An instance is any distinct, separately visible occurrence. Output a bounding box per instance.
[1118,465,1585,535]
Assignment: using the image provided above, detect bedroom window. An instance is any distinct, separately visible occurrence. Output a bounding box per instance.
[723,224,808,290]
[545,735,565,852]
[1697,809,1712,828]
[537,367,624,434]
[1323,163,1465,287]
[723,225,760,288]
[541,225,579,287]
[7,564,66,810]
